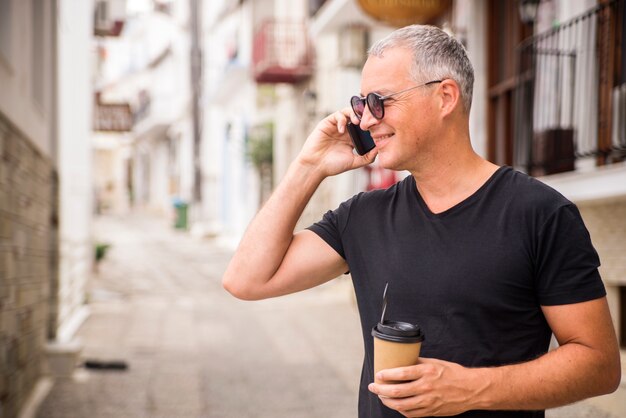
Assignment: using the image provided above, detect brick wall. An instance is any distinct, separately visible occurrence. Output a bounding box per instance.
[0,116,56,417]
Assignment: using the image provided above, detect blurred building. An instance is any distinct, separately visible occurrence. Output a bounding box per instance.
[0,0,93,416]
[92,0,194,220]
[203,0,303,245]
[200,0,257,243]
[201,0,383,247]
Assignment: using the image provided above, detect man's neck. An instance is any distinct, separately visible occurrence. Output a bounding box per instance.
[409,148,500,214]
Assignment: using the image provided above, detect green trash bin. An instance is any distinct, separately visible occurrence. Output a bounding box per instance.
[173,200,188,230]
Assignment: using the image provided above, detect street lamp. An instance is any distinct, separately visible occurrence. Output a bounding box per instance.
[519,0,540,25]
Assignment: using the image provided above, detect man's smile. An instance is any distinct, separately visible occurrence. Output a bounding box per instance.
[373,133,394,147]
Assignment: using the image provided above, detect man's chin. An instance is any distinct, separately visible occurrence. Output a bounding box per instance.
[376,154,399,171]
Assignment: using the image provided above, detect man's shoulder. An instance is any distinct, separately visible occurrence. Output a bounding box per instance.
[496,167,572,211]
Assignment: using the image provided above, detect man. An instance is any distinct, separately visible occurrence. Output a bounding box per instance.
[222,25,620,417]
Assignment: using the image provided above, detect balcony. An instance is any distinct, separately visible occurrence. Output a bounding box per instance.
[93,102,133,132]
[252,20,314,84]
[513,0,626,177]
[93,90,151,132]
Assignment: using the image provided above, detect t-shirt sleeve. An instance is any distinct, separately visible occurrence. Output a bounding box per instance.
[535,203,606,305]
[306,197,355,260]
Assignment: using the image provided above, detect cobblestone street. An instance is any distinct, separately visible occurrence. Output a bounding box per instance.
[35,214,620,418]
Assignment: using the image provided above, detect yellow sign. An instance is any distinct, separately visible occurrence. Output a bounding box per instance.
[357,0,452,26]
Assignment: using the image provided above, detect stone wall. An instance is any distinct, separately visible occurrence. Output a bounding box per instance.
[579,199,626,287]
[579,198,626,348]
[0,116,56,418]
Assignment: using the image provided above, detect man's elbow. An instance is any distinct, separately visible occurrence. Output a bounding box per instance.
[222,274,263,301]
[597,350,622,395]
[604,357,622,395]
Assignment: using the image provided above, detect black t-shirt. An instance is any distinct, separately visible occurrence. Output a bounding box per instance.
[308,166,605,418]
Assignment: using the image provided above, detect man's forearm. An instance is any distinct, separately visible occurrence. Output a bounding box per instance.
[222,160,325,300]
[474,342,621,411]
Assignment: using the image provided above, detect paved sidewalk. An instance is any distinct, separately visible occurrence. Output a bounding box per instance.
[36,213,363,418]
[34,214,620,418]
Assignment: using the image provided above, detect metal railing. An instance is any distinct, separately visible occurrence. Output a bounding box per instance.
[514,0,625,176]
[93,90,151,132]
[252,20,314,84]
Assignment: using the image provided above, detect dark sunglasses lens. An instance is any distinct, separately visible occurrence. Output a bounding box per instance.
[367,94,384,119]
[351,96,365,119]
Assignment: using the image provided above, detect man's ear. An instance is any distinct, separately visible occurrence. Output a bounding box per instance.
[439,79,461,117]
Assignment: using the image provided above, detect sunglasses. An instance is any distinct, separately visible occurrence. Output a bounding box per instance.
[350,80,443,120]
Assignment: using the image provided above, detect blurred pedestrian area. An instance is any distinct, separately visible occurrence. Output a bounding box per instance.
[34,212,364,418]
[29,213,620,418]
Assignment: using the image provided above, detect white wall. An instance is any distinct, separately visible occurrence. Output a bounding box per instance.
[149,139,169,213]
[462,0,488,159]
[56,0,94,341]
[202,0,262,244]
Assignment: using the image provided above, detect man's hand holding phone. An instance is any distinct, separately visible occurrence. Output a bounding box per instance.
[296,108,378,179]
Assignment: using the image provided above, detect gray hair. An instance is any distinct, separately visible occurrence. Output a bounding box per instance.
[368,25,474,113]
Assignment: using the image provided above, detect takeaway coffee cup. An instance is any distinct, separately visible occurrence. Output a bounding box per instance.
[372,320,424,383]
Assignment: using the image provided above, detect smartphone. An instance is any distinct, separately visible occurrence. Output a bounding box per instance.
[346,122,376,155]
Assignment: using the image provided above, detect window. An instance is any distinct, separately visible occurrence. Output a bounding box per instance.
[512,0,626,175]
[487,0,532,166]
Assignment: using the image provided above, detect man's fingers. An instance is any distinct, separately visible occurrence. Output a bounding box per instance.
[352,148,378,168]
[331,107,355,134]
[333,111,347,133]
[337,113,347,133]
[371,385,432,417]
[369,380,415,398]
[376,364,424,383]
[378,393,428,416]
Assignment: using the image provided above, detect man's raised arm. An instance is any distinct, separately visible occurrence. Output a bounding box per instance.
[222,110,377,301]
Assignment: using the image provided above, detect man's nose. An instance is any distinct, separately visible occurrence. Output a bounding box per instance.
[359,103,379,131]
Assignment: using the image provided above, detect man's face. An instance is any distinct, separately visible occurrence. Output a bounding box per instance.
[359,47,438,172]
